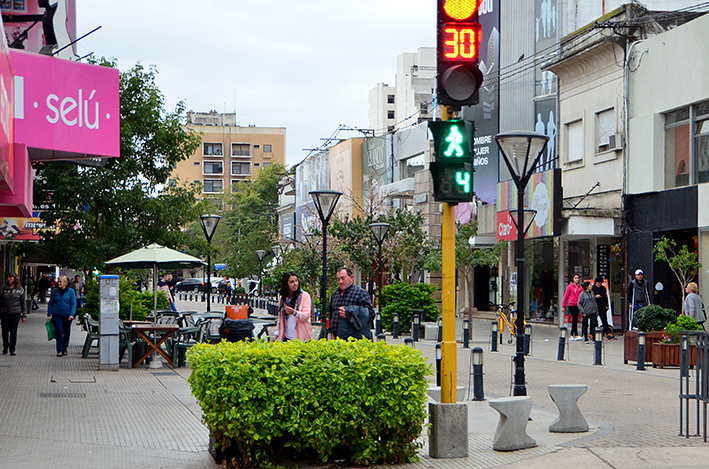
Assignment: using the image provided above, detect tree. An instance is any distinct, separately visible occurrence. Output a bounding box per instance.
[653,236,702,307]
[31,62,203,271]
[387,209,436,283]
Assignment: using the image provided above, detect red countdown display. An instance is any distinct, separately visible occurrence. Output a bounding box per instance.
[442,23,482,62]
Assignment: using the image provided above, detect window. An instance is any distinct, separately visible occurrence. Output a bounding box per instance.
[1,0,25,11]
[203,161,223,175]
[566,120,583,163]
[203,143,223,156]
[232,143,251,157]
[264,144,272,152]
[387,94,395,104]
[401,154,425,179]
[387,110,395,120]
[203,179,224,193]
[596,108,615,152]
[167,178,176,187]
[663,102,709,188]
[263,162,271,167]
[231,162,251,175]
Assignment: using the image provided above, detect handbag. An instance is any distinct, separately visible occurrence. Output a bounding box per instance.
[45,320,56,341]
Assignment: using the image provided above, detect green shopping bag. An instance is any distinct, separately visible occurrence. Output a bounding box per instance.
[45,320,56,341]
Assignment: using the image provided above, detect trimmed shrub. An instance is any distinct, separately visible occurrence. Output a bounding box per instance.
[188,339,431,467]
[381,282,439,333]
[635,304,678,333]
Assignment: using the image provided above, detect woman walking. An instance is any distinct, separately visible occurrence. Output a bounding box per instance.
[273,271,312,342]
[562,274,583,340]
[1,273,27,356]
[577,281,599,343]
[684,282,706,329]
[47,275,77,356]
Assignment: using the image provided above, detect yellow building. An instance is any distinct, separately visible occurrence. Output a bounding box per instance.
[170,111,286,202]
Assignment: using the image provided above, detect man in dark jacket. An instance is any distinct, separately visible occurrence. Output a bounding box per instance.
[329,267,375,340]
[592,277,612,339]
[628,269,651,329]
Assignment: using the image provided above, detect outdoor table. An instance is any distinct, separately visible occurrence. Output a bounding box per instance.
[131,324,180,368]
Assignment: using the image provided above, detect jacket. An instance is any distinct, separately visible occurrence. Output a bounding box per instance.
[0,285,26,317]
[275,290,312,342]
[48,287,77,318]
[577,291,598,317]
[628,279,651,308]
[684,292,706,323]
[337,305,373,340]
[562,283,583,309]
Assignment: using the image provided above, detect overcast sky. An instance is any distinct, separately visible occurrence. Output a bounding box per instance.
[76,0,436,166]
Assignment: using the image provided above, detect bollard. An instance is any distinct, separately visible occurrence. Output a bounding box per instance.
[636,331,646,371]
[593,328,603,365]
[375,310,382,336]
[437,317,443,343]
[404,337,414,348]
[490,321,498,352]
[188,293,193,301]
[377,333,386,343]
[435,343,442,386]
[524,323,532,356]
[393,313,399,339]
[463,319,470,348]
[412,310,421,342]
[680,334,689,378]
[557,326,567,361]
[472,347,485,401]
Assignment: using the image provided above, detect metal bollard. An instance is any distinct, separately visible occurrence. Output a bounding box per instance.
[377,333,386,343]
[636,331,646,371]
[524,323,532,356]
[557,326,567,361]
[435,343,442,386]
[375,310,382,336]
[472,347,485,401]
[437,317,443,343]
[490,321,498,352]
[594,328,603,365]
[392,313,399,339]
[412,310,421,342]
[462,319,470,348]
[404,337,414,348]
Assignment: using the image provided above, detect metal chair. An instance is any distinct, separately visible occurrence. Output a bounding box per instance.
[82,314,100,358]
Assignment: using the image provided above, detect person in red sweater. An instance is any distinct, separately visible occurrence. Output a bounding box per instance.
[562,274,583,340]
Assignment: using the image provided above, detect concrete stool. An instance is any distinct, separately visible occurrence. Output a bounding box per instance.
[548,384,589,433]
[489,396,536,451]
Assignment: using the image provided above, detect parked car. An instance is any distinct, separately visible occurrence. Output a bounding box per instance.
[174,278,208,293]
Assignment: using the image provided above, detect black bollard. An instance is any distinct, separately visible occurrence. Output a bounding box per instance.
[594,328,603,365]
[490,321,498,352]
[435,343,442,386]
[557,326,567,361]
[375,311,382,336]
[437,317,443,343]
[636,331,646,371]
[412,310,420,342]
[680,335,689,378]
[524,323,532,356]
[393,313,399,339]
[404,337,414,348]
[463,319,470,348]
[472,347,485,401]
[377,333,386,343]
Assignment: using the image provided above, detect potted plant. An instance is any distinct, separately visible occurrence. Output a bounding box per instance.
[652,315,703,368]
[623,305,678,364]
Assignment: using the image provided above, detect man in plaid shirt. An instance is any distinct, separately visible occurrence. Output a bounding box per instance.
[328,267,375,338]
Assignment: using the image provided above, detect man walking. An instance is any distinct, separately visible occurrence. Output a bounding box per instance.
[328,267,375,340]
[70,275,84,308]
[628,269,651,329]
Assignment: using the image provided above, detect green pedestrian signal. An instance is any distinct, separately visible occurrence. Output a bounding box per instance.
[429,120,474,203]
[444,125,465,157]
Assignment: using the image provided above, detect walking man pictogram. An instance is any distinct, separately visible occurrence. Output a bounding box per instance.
[444,126,464,157]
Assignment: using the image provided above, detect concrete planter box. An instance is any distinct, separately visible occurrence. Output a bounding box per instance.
[623,330,664,364]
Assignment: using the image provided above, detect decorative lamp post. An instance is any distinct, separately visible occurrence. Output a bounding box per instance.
[200,214,221,312]
[255,250,266,297]
[495,130,549,396]
[309,189,342,339]
[369,222,390,337]
[271,244,282,262]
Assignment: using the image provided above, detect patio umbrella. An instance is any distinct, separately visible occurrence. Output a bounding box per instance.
[105,243,206,315]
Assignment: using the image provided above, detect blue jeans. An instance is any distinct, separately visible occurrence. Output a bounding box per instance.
[52,316,73,353]
[1,314,21,353]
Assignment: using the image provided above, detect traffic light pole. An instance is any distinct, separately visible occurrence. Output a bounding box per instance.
[440,106,457,404]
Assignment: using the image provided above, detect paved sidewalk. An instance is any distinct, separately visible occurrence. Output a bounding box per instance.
[0,296,707,468]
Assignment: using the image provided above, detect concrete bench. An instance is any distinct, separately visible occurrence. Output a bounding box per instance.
[548,384,589,433]
[488,396,536,451]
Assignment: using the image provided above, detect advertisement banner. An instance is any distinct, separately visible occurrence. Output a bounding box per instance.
[295,150,330,241]
[0,213,57,241]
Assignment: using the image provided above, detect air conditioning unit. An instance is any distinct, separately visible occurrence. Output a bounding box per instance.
[608,133,624,151]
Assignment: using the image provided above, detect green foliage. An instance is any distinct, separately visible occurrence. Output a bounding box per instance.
[188,340,431,467]
[635,304,678,333]
[663,315,704,344]
[80,276,167,322]
[653,236,702,306]
[381,282,439,333]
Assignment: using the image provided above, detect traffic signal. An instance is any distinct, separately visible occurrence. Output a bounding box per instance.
[437,0,484,108]
[429,120,475,203]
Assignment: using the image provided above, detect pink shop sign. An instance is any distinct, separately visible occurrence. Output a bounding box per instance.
[10,50,119,160]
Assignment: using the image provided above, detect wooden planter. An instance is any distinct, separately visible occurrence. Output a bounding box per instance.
[623,330,665,364]
[651,342,697,369]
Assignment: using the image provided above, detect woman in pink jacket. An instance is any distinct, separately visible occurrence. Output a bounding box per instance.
[274,271,312,342]
[562,274,583,340]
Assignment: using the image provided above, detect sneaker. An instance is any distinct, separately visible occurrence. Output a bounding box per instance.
[62,351,67,356]
[607,334,614,340]
[57,352,63,357]
[584,340,590,344]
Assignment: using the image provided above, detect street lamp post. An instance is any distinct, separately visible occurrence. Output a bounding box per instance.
[494,130,549,397]
[255,250,266,297]
[271,244,282,263]
[369,222,390,337]
[200,214,221,312]
[310,189,342,339]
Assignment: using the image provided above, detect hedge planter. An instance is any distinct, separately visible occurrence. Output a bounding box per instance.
[188,339,431,468]
[623,330,665,364]
[651,342,697,369]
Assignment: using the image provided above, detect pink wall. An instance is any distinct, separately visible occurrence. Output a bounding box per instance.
[0,143,32,217]
[0,19,13,191]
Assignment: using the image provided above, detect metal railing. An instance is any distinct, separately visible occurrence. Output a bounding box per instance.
[680,331,708,440]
